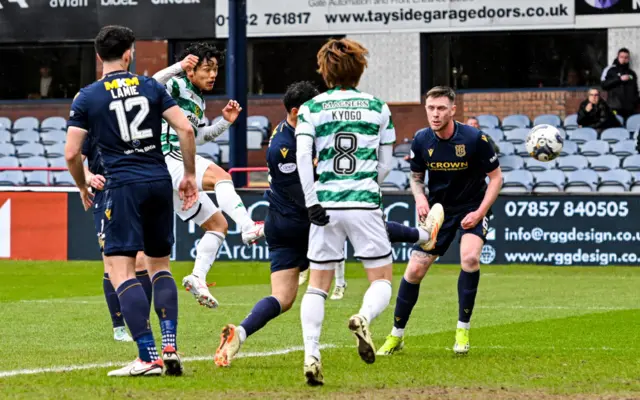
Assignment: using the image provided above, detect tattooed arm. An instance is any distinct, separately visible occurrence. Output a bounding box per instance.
[410,171,430,218]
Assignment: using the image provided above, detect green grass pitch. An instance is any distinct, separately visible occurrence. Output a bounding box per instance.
[0,260,639,399]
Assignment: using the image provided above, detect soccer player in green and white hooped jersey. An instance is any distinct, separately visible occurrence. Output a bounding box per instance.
[152,43,265,309]
[295,38,442,386]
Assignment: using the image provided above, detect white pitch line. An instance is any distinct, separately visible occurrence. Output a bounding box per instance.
[477,305,630,311]
[0,344,337,379]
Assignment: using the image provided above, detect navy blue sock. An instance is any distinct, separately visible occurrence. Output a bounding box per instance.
[136,270,153,305]
[152,271,178,350]
[240,296,282,338]
[116,278,158,362]
[458,270,480,323]
[394,277,421,330]
[103,273,125,328]
[386,221,420,244]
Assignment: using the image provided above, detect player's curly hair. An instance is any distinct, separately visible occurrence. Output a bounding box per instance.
[283,81,319,112]
[316,38,368,89]
[178,42,225,70]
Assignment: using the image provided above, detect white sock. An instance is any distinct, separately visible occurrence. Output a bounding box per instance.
[457,321,470,330]
[391,327,405,338]
[358,279,392,323]
[335,261,346,287]
[192,231,225,279]
[214,180,255,232]
[417,228,430,243]
[300,286,327,360]
[236,325,247,344]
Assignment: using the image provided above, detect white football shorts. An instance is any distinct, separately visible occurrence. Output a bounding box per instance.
[307,208,392,270]
[165,154,219,226]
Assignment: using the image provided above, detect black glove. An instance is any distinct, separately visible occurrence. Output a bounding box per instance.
[308,204,330,226]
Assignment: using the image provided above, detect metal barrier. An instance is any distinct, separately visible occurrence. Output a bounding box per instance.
[228,167,269,188]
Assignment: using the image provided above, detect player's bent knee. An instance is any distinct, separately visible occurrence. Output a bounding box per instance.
[461,253,480,272]
[201,211,228,234]
[405,251,434,282]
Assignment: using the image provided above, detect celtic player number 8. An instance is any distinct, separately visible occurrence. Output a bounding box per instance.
[333,133,357,175]
[109,96,153,142]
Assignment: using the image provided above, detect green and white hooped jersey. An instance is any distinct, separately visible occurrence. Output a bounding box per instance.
[295,87,396,209]
[161,76,206,158]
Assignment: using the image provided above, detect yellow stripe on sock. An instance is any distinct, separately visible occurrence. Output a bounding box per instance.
[117,282,142,297]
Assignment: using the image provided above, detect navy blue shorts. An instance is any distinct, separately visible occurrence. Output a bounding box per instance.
[264,209,309,273]
[102,179,174,258]
[412,207,489,257]
[92,190,106,252]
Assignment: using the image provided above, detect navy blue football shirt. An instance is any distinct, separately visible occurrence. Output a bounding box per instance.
[264,120,308,222]
[67,71,176,188]
[81,132,104,177]
[410,122,499,210]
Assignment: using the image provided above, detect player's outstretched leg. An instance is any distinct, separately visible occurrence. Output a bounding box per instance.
[107,257,163,377]
[102,268,132,342]
[385,203,444,251]
[202,163,264,244]
[330,261,347,300]
[182,212,227,309]
[454,234,483,355]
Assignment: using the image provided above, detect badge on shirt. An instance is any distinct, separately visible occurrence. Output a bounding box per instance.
[280,147,289,158]
[455,144,466,157]
[278,163,296,174]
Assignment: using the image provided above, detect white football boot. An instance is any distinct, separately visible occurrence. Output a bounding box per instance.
[241,221,265,245]
[182,274,219,309]
[107,359,163,377]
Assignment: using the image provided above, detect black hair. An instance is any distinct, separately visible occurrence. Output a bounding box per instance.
[178,42,225,70]
[283,81,320,112]
[619,47,630,55]
[94,25,135,62]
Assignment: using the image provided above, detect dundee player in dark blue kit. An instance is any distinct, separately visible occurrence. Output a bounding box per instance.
[82,134,154,343]
[378,86,502,356]
[65,25,198,377]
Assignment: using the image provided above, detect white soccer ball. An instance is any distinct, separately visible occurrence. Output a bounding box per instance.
[525,124,564,162]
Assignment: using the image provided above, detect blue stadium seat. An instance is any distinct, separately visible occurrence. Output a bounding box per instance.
[616,114,625,126]
[44,143,65,158]
[483,128,504,143]
[219,144,229,164]
[588,155,620,171]
[580,140,610,156]
[533,114,562,128]
[611,140,637,157]
[393,143,411,157]
[514,143,531,157]
[0,130,10,144]
[47,157,67,168]
[503,128,529,144]
[560,140,578,156]
[0,117,11,131]
[25,171,52,186]
[247,116,270,137]
[565,169,599,192]
[40,130,66,145]
[533,170,565,193]
[501,170,533,193]
[382,170,408,190]
[598,169,632,192]
[498,155,524,172]
[19,156,48,168]
[0,171,25,186]
[54,171,75,186]
[497,141,515,156]
[12,130,40,146]
[0,157,19,168]
[525,158,555,172]
[502,114,531,130]
[247,128,263,150]
[600,128,630,143]
[396,158,411,172]
[563,114,579,130]
[12,117,39,132]
[622,154,640,171]
[40,117,67,132]
[557,155,589,171]
[197,142,220,163]
[568,127,598,144]
[476,114,500,129]
[16,143,45,158]
[626,114,640,135]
